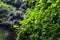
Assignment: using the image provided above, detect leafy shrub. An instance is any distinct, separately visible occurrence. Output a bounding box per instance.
[17,0,60,40]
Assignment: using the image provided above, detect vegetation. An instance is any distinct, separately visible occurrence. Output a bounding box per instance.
[0,0,60,40]
[17,0,60,40]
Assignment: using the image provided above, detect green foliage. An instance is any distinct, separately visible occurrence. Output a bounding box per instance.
[17,0,60,40]
[0,2,15,11]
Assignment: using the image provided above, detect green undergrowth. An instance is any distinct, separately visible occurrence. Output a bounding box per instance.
[17,0,60,40]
